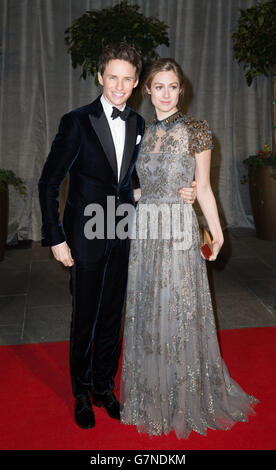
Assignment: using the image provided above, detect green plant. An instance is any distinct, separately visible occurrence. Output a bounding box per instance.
[0,169,27,196]
[233,0,276,205]
[233,0,276,160]
[232,0,276,86]
[64,0,169,83]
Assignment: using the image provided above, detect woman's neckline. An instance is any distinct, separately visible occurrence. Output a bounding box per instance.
[153,109,184,127]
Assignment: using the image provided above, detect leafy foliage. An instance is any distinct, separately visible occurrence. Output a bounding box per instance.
[0,169,27,196]
[232,0,276,85]
[65,0,169,82]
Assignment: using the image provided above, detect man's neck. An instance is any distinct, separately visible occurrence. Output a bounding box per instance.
[101,93,126,111]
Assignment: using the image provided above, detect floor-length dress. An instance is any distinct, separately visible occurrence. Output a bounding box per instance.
[120,111,258,439]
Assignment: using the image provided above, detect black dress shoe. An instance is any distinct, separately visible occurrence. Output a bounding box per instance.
[74,394,95,429]
[92,390,122,420]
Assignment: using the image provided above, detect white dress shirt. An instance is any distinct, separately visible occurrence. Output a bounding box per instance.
[100,94,126,181]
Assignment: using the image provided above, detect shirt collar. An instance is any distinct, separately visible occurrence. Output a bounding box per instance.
[100,94,126,118]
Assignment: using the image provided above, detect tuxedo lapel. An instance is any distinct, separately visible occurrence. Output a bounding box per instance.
[89,103,118,179]
[119,111,137,185]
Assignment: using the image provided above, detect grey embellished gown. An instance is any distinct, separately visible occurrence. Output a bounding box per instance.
[120,111,257,439]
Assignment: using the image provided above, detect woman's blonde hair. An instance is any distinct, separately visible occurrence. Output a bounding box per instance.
[142,58,185,96]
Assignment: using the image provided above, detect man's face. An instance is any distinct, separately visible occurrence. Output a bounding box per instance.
[98,59,138,109]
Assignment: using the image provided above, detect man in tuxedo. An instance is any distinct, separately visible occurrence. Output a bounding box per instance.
[38,43,196,429]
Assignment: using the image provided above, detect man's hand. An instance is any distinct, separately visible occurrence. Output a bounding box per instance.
[179,181,197,204]
[51,241,74,267]
[133,188,141,202]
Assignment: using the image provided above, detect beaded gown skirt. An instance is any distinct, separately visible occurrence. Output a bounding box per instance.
[120,112,258,438]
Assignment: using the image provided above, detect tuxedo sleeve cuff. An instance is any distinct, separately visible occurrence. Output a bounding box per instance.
[40,224,66,247]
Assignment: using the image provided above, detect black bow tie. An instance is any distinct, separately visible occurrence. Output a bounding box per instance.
[111,106,130,121]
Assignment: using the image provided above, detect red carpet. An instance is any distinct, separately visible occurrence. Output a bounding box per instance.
[0,327,275,450]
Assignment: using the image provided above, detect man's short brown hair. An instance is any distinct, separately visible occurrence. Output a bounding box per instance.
[98,43,142,79]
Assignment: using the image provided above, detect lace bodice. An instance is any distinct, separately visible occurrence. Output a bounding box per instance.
[137,111,213,203]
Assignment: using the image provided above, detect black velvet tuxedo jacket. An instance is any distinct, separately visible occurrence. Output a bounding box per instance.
[38,95,145,262]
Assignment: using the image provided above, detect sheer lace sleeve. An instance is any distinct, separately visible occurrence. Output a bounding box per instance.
[192,119,213,154]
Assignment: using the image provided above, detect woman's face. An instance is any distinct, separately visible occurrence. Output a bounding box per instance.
[148,70,181,120]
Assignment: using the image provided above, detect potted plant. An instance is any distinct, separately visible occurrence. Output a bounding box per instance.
[232,0,276,240]
[64,0,169,87]
[241,145,276,239]
[0,169,26,260]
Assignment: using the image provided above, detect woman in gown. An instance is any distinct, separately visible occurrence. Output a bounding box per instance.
[120,59,258,439]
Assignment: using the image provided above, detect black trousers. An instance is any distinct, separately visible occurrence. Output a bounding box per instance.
[69,238,130,397]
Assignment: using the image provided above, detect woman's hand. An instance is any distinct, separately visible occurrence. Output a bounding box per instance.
[208,237,224,261]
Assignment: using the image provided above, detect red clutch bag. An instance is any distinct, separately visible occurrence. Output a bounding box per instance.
[200,228,213,260]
